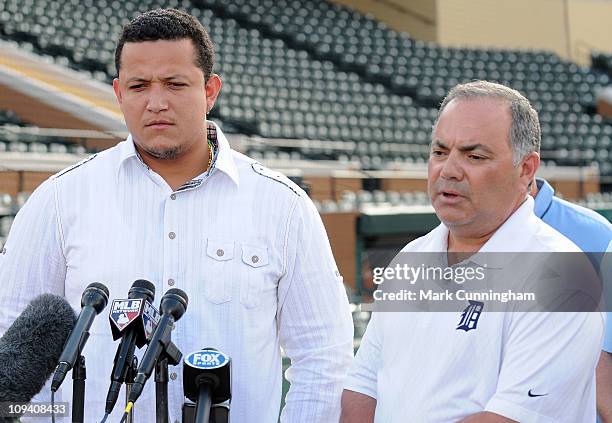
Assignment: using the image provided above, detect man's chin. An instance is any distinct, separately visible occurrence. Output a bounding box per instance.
[137,142,183,160]
[434,209,472,228]
[146,148,182,160]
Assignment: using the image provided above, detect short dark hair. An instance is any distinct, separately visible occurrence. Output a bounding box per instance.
[433,80,540,165]
[115,8,215,80]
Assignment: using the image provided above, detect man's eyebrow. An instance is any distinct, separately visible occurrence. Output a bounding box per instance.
[161,74,189,81]
[126,77,150,84]
[431,140,495,155]
[432,139,448,149]
[457,143,494,154]
[125,75,189,83]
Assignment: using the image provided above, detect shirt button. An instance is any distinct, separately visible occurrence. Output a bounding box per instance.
[170,194,176,200]
[216,249,224,257]
[170,372,177,380]
[168,232,176,239]
[251,255,259,264]
[168,278,175,286]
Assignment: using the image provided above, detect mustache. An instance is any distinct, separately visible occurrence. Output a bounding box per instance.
[433,181,469,197]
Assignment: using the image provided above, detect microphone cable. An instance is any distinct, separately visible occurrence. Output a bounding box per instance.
[118,401,133,423]
[51,390,56,423]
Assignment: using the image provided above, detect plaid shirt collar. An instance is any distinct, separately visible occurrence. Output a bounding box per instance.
[119,120,240,189]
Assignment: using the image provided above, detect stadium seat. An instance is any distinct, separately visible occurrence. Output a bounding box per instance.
[1,0,611,182]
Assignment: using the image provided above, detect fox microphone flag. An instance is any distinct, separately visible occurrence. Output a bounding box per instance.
[183,348,231,423]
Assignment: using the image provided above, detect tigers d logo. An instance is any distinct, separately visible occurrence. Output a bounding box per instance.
[456,300,484,332]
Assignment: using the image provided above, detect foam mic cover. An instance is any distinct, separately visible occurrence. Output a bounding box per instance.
[0,294,76,402]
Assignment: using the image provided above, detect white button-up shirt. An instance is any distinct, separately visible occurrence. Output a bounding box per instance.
[0,122,353,423]
[346,197,604,422]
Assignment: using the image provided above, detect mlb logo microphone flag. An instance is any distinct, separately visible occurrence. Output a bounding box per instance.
[109,298,161,348]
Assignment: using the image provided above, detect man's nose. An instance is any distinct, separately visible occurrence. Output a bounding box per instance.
[439,150,464,180]
[146,85,169,113]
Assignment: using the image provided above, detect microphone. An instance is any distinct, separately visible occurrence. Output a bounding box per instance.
[126,288,188,406]
[183,348,231,423]
[104,279,160,415]
[51,282,109,392]
[0,294,76,403]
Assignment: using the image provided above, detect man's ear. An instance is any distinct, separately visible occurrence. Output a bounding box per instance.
[113,78,123,105]
[520,152,540,192]
[205,74,222,114]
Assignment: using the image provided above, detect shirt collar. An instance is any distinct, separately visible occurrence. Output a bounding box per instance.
[469,196,537,268]
[426,197,537,268]
[118,133,138,165]
[117,120,240,187]
[207,121,240,186]
[422,224,449,252]
[533,177,554,218]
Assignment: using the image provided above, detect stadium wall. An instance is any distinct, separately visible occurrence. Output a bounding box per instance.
[330,0,437,41]
[567,0,612,65]
[336,0,612,66]
[0,84,102,130]
[0,169,601,201]
[437,0,569,58]
[0,171,52,196]
[437,0,612,66]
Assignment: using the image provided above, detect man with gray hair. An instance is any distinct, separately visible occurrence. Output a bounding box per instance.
[438,80,542,167]
[341,81,603,422]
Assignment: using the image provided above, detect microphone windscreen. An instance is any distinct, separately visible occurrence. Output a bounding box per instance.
[87,282,109,298]
[129,279,156,300]
[0,294,76,402]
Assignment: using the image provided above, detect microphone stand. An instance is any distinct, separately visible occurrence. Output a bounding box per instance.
[194,384,212,423]
[211,403,230,423]
[125,357,138,423]
[71,355,86,423]
[155,339,182,423]
[156,357,169,423]
[182,402,230,423]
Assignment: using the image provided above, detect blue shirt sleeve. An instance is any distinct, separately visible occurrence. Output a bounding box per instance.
[603,241,612,352]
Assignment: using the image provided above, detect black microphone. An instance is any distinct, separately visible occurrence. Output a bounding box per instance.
[104,279,159,415]
[51,282,109,392]
[183,348,231,423]
[0,294,76,403]
[126,288,188,406]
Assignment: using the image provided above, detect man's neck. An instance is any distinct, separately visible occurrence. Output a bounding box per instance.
[446,231,494,265]
[445,196,528,263]
[137,139,211,191]
[530,179,539,198]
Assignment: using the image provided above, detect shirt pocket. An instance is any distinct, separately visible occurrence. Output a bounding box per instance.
[239,244,270,309]
[204,238,235,304]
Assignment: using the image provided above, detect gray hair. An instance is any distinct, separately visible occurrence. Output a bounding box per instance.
[433,80,540,165]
